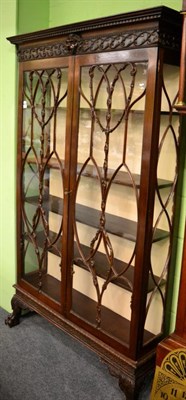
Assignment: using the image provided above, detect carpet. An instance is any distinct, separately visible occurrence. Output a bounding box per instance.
[0,307,152,399]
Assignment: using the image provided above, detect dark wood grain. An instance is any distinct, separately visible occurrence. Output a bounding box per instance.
[26,194,170,243]
[24,229,165,293]
[24,153,173,189]
[23,272,155,346]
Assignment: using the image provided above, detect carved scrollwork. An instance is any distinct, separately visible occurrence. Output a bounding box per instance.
[17,34,82,61]
[17,43,69,61]
[78,29,159,54]
[17,28,180,62]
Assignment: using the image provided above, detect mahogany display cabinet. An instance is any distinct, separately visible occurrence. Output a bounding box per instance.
[5,6,184,399]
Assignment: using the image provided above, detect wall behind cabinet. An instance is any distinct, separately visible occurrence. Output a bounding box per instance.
[18,0,49,34]
[0,0,17,310]
[0,0,49,311]
[0,0,185,337]
[49,0,182,26]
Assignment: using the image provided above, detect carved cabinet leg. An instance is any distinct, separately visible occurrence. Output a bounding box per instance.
[118,374,145,400]
[5,294,29,327]
[107,363,147,400]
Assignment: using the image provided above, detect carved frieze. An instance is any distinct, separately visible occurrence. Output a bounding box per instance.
[17,28,180,62]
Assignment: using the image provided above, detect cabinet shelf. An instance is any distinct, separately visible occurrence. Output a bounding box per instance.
[24,229,165,293]
[76,163,172,189]
[26,194,170,243]
[23,153,173,189]
[23,104,179,116]
[24,272,155,346]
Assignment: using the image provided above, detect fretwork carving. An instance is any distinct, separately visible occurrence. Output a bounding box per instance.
[17,28,180,62]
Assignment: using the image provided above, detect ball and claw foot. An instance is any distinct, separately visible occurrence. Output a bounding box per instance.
[5,294,28,328]
[5,310,21,327]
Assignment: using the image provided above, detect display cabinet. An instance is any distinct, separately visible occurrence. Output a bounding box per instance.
[5,7,184,399]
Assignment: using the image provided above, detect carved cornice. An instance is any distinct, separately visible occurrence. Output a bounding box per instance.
[7,6,181,46]
[17,28,180,62]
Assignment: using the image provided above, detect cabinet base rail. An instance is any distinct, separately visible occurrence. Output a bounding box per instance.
[5,286,155,400]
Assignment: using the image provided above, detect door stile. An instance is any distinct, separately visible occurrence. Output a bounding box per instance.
[64,55,82,316]
[61,55,76,315]
[17,62,25,284]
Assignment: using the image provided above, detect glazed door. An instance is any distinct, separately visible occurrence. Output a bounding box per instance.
[18,57,74,311]
[67,49,180,354]
[67,50,150,352]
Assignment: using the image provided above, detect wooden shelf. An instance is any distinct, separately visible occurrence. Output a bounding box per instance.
[24,229,165,293]
[23,105,179,116]
[26,194,170,243]
[76,162,172,189]
[23,153,173,189]
[25,270,61,303]
[23,272,155,346]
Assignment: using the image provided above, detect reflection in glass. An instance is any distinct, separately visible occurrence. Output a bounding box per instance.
[21,68,68,302]
[72,62,147,345]
[144,65,180,339]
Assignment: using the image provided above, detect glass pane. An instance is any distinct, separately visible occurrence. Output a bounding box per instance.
[144,64,180,340]
[71,62,147,346]
[21,68,68,303]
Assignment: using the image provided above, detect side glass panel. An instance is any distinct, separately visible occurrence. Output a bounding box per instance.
[144,64,180,340]
[21,68,68,303]
[71,62,147,346]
